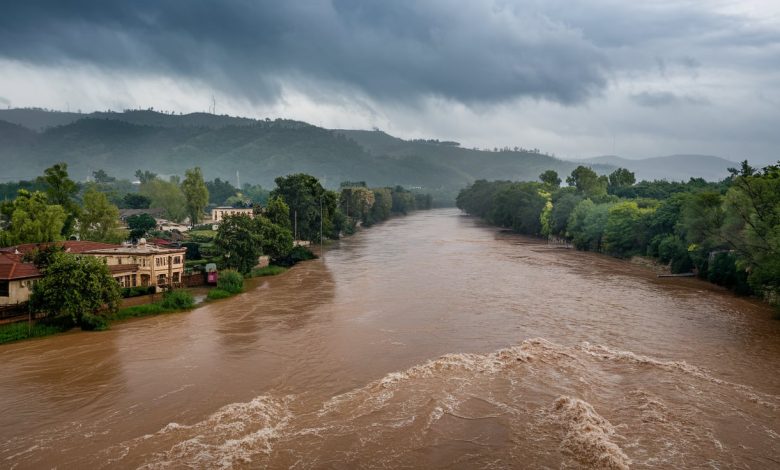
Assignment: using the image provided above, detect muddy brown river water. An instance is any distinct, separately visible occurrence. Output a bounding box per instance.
[1,209,779,469]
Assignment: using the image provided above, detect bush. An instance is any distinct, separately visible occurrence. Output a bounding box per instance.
[121,286,156,298]
[708,252,751,295]
[276,246,317,267]
[160,290,195,309]
[217,269,244,294]
[206,288,232,300]
[80,312,109,331]
[251,265,287,277]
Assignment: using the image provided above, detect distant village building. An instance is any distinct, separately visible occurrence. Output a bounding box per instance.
[0,239,187,308]
[210,206,254,222]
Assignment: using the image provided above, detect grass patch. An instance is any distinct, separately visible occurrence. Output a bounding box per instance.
[250,265,288,277]
[206,288,232,300]
[0,321,67,345]
[114,290,195,321]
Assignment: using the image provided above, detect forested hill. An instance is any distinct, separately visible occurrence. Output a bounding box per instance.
[0,108,736,199]
[0,109,609,194]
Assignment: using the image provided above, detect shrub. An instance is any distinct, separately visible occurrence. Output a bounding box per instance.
[276,246,317,267]
[121,286,156,298]
[160,290,195,310]
[114,303,167,320]
[206,288,232,300]
[80,312,109,331]
[217,269,244,294]
[251,265,287,277]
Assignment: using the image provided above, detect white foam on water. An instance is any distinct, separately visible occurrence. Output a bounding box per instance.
[547,395,632,470]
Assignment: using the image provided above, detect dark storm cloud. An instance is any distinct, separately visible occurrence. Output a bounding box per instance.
[0,0,609,105]
[0,1,778,106]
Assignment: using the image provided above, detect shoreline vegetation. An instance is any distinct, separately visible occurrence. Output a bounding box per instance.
[0,170,433,346]
[0,262,295,345]
[456,162,780,316]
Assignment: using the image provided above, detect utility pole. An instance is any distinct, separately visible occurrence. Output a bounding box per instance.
[294,210,297,241]
[320,197,323,257]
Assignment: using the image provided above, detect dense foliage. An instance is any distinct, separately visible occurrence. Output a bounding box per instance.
[29,252,121,330]
[457,162,780,311]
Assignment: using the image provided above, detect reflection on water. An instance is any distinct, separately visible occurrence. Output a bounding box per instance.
[0,209,778,468]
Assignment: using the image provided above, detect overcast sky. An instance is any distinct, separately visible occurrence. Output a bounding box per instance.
[1,0,778,163]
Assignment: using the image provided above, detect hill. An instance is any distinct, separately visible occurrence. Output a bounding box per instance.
[0,110,613,199]
[582,154,737,182]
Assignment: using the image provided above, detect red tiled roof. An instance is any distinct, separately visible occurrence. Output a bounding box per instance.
[0,240,123,255]
[0,252,41,281]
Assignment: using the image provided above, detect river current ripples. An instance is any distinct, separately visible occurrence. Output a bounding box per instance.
[1,209,779,469]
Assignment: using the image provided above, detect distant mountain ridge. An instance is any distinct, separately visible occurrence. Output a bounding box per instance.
[580,154,737,182]
[0,108,735,200]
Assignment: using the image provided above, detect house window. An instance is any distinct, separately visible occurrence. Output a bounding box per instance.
[0,281,9,297]
[118,257,122,265]
[132,274,137,287]
[141,275,150,286]
[173,272,180,283]
[157,274,167,286]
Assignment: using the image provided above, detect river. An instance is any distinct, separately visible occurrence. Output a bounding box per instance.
[1,209,779,469]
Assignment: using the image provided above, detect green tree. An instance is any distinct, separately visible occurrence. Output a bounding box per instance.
[271,174,337,242]
[549,192,583,237]
[265,196,292,230]
[722,161,780,302]
[256,216,294,262]
[181,167,209,226]
[567,165,607,198]
[539,170,562,188]
[92,169,116,184]
[122,193,151,209]
[214,214,263,274]
[37,163,80,237]
[365,187,392,225]
[126,213,157,241]
[135,169,158,184]
[29,252,121,330]
[607,168,636,193]
[602,201,654,257]
[340,186,375,220]
[79,188,126,243]
[0,190,67,246]
[140,178,187,223]
[205,178,238,205]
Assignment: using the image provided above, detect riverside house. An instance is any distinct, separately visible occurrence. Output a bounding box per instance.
[211,206,254,223]
[0,239,186,308]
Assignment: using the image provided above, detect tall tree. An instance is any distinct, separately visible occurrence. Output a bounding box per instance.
[92,169,116,184]
[265,196,292,230]
[78,188,125,243]
[607,168,636,193]
[126,213,157,241]
[567,165,608,199]
[214,214,263,274]
[539,170,562,188]
[205,178,238,205]
[37,163,80,237]
[140,178,187,223]
[181,167,209,226]
[135,169,158,184]
[29,252,121,330]
[271,174,337,242]
[0,190,66,246]
[122,193,152,209]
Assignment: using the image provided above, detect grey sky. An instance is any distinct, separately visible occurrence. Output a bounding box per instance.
[1,0,778,163]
